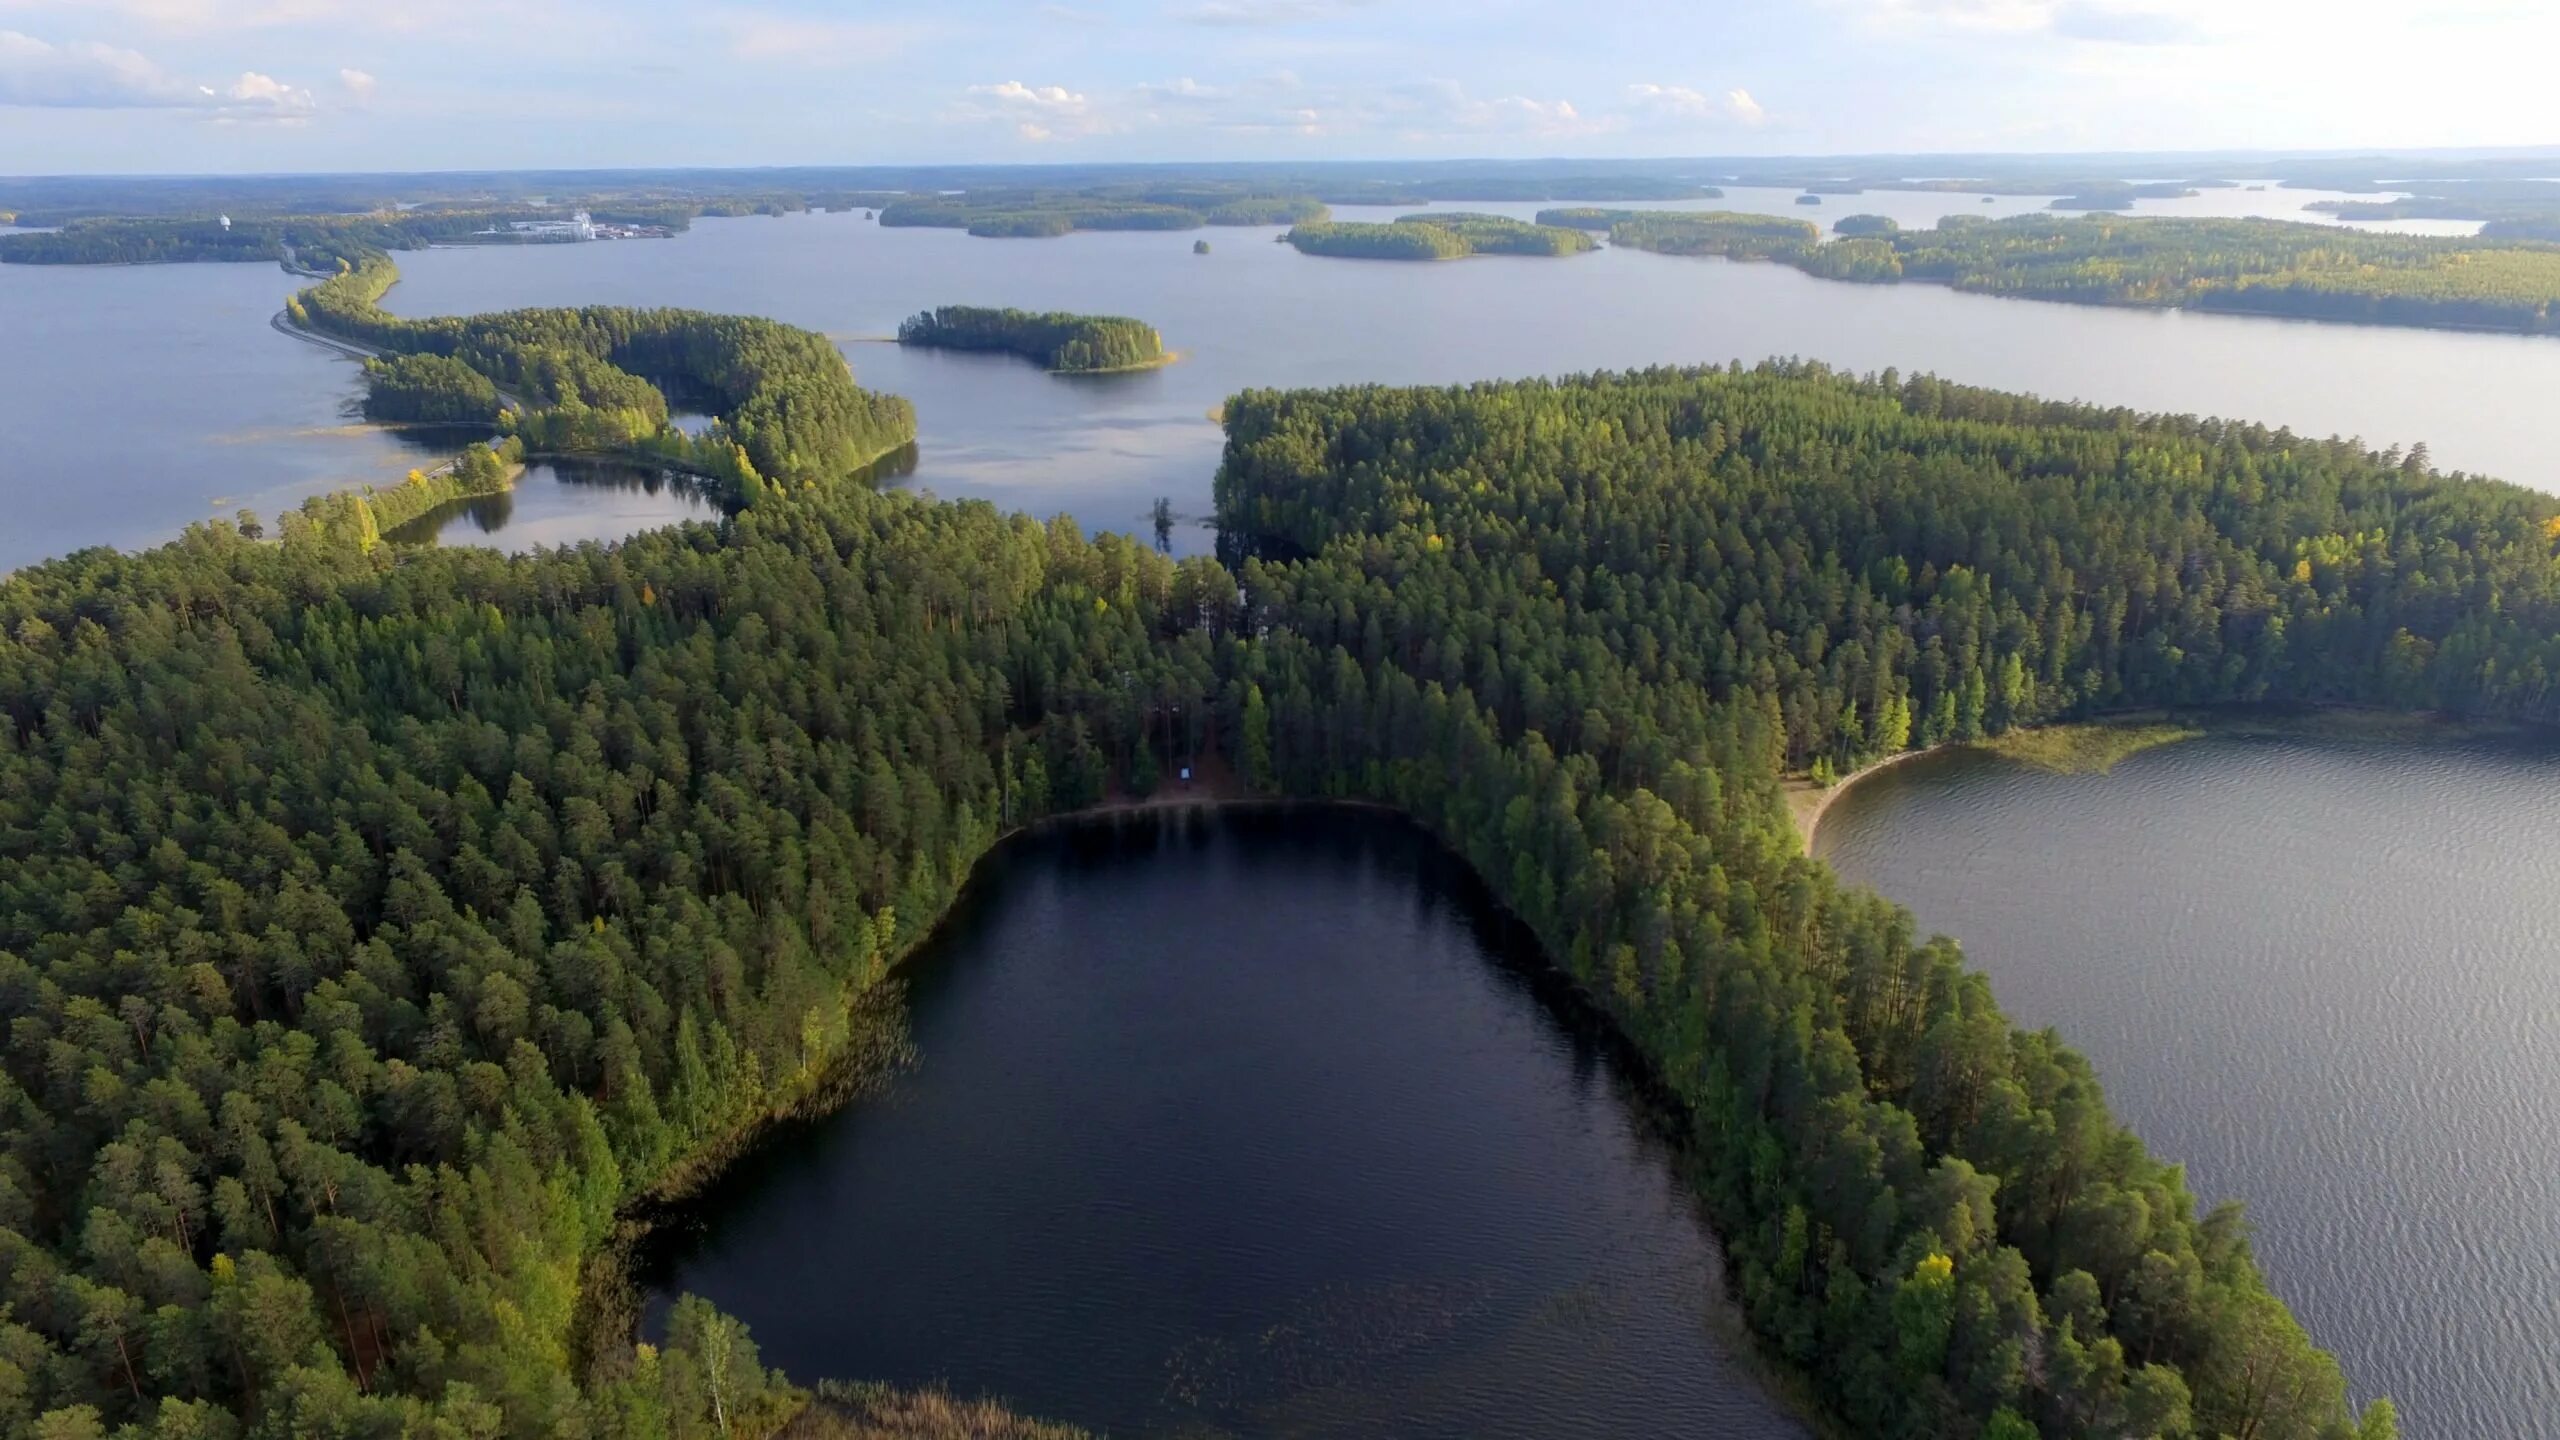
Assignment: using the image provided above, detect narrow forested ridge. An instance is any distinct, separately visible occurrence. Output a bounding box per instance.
[895,306,1169,373]
[17,357,2551,1437]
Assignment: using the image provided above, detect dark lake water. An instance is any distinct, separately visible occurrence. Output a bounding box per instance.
[5,197,2553,572]
[645,808,1807,1440]
[1816,729,2560,1440]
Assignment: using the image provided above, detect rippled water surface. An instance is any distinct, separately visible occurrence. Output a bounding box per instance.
[647,809,1807,1440]
[1817,729,2560,1439]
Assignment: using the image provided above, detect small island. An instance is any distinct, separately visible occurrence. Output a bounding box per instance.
[897,304,1172,373]
[289,253,916,508]
[1795,192,1824,206]
[1832,213,1900,237]
[1282,212,1595,260]
[1194,239,1212,255]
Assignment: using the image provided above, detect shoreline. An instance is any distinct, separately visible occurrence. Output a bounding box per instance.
[1790,705,2550,854]
[1785,744,1950,853]
[587,784,1851,1440]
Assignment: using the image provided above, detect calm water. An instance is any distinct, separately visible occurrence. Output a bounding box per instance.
[0,258,441,570]
[1817,730,2560,1440]
[383,458,719,550]
[9,201,2555,572]
[646,808,1807,1440]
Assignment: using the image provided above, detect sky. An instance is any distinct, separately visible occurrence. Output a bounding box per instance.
[0,0,2553,174]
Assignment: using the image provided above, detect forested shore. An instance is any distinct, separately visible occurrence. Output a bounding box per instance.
[1283,212,1596,259]
[20,348,2558,1436]
[896,306,1170,373]
[1556,210,2560,334]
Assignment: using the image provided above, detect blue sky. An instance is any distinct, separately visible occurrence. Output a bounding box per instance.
[0,0,2552,174]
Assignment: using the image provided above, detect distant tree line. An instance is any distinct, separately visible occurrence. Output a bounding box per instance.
[0,210,639,270]
[878,186,1326,238]
[1283,213,1596,261]
[896,306,1169,373]
[1566,210,2560,335]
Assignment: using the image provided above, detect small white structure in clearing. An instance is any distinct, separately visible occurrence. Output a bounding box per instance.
[508,210,596,241]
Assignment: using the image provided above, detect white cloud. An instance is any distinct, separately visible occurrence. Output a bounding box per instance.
[952,79,1119,142]
[0,28,311,115]
[0,29,190,107]
[1625,82,1769,128]
[1135,76,1223,102]
[968,79,1090,112]
[1368,79,1607,140]
[337,66,374,95]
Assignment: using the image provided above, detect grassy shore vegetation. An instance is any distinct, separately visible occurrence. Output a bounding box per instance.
[789,1382,1092,1440]
[1282,212,1596,260]
[291,257,915,507]
[26,355,2560,1437]
[896,306,1170,374]
[1973,721,2205,774]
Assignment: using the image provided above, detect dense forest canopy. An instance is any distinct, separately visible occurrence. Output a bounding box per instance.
[1555,209,1824,258]
[289,259,915,508]
[895,306,1168,374]
[1282,212,1596,260]
[15,322,2545,1435]
[0,212,601,270]
[1563,211,2560,335]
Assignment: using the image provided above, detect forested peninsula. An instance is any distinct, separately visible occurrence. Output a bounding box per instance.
[896,306,1170,373]
[1283,212,1596,260]
[15,332,2537,1436]
[288,258,914,509]
[1560,210,2560,334]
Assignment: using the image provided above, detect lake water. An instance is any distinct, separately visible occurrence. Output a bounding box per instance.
[1816,728,2560,1440]
[0,257,438,571]
[9,201,2557,572]
[645,807,1807,1440]
[381,457,720,550]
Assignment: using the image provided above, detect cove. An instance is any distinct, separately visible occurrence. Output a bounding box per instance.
[382,457,720,551]
[642,806,1809,1440]
[1815,724,2560,1438]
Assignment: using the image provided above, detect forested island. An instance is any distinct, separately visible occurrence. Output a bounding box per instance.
[29,308,2559,1435]
[1282,212,1595,260]
[896,305,1170,373]
[0,207,701,269]
[1541,209,2560,334]
[879,184,1341,237]
[287,257,915,507]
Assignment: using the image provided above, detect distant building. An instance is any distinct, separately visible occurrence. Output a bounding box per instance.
[508,210,597,241]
